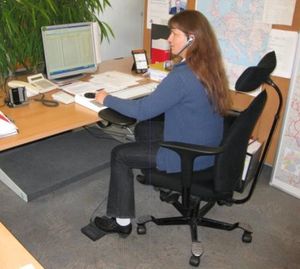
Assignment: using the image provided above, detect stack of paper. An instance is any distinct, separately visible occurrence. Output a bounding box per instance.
[148,62,169,82]
[0,111,18,138]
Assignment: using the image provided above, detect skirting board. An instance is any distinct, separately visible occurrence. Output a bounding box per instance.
[0,128,120,202]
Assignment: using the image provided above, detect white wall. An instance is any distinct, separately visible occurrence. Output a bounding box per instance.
[98,0,145,61]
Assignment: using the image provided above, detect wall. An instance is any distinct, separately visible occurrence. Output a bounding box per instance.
[98,0,145,61]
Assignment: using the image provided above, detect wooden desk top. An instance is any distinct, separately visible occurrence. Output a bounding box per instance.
[0,222,44,269]
[0,57,135,151]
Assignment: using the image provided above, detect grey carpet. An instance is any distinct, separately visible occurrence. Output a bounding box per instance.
[0,166,299,269]
[0,128,120,201]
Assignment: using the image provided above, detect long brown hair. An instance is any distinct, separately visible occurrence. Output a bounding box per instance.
[168,10,231,115]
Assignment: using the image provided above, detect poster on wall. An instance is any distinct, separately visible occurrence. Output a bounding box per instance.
[271,33,300,199]
[197,0,272,89]
[147,0,187,29]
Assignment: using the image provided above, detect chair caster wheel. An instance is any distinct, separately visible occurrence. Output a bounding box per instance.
[137,224,146,235]
[189,255,200,267]
[242,231,252,243]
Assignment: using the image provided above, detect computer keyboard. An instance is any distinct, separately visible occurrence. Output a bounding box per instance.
[111,82,158,99]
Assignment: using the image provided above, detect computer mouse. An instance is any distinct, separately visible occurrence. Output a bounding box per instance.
[84,92,96,99]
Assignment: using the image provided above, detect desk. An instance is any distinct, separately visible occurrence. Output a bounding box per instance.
[0,222,44,269]
[0,57,134,152]
[0,57,136,201]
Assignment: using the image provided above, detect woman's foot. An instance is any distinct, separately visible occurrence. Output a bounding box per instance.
[94,216,132,236]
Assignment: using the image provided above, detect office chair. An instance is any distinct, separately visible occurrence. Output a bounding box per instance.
[98,108,137,140]
[136,51,281,267]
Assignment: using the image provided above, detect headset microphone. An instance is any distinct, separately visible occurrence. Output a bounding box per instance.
[176,36,194,56]
[165,36,194,70]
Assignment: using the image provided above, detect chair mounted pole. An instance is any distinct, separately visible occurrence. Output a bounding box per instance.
[234,78,283,204]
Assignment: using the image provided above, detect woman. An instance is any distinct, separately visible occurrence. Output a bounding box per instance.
[94,10,231,236]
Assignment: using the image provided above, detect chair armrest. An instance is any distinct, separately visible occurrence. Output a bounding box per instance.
[159,141,224,208]
[160,141,223,158]
[98,108,136,127]
[160,141,223,181]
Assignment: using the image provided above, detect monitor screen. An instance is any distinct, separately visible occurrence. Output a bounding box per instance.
[41,22,97,82]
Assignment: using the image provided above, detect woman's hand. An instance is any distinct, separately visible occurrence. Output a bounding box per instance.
[95,90,109,104]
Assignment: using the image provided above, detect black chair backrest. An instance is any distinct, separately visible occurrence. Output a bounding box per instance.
[214,90,267,193]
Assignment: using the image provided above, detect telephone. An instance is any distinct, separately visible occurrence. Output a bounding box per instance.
[7,74,58,97]
[27,73,57,93]
[7,80,40,97]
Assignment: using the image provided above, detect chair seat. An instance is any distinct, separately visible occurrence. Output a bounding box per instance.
[144,167,233,201]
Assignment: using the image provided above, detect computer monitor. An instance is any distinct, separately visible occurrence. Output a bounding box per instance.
[41,22,97,84]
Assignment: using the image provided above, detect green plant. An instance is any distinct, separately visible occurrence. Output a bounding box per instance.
[0,0,113,83]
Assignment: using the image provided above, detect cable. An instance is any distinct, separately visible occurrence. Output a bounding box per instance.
[34,93,59,107]
[89,195,107,223]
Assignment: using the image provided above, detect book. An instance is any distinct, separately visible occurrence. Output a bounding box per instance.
[0,111,18,138]
[237,139,263,192]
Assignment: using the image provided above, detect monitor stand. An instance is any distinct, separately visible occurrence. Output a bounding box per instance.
[52,74,86,86]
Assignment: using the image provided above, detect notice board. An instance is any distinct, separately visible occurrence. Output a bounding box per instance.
[143,0,300,166]
[271,33,300,199]
[195,0,300,165]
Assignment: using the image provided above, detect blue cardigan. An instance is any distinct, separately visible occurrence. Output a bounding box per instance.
[104,62,223,173]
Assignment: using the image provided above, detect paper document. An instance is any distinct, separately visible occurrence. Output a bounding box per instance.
[60,81,102,95]
[90,71,141,92]
[263,0,296,26]
[268,29,298,78]
[60,71,142,95]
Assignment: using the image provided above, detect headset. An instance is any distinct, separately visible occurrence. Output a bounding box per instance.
[176,35,194,56]
[186,35,194,45]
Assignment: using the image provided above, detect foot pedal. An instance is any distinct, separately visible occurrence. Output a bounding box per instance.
[81,223,107,241]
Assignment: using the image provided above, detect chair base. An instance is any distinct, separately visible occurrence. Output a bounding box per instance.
[136,195,252,267]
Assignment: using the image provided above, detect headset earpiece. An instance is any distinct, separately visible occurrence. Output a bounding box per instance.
[187,36,194,44]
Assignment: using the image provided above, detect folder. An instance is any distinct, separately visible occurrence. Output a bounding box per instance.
[236,140,263,192]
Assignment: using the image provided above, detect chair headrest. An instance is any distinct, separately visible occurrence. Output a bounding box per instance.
[235,51,276,92]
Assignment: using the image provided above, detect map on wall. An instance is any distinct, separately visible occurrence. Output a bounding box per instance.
[197,0,272,88]
[271,33,300,199]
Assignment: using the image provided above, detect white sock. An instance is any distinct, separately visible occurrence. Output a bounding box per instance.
[116,218,131,226]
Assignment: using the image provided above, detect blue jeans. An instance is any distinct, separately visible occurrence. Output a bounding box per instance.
[106,120,164,218]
